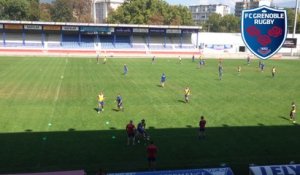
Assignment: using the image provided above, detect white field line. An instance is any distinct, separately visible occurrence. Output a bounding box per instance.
[47,58,68,128]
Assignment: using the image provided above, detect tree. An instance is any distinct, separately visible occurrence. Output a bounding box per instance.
[27,0,39,21]
[205,13,222,32]
[0,0,8,19]
[39,3,52,22]
[50,0,74,22]
[204,13,240,33]
[220,15,240,32]
[0,0,29,20]
[72,0,92,23]
[107,0,194,25]
[286,8,300,34]
[171,5,193,25]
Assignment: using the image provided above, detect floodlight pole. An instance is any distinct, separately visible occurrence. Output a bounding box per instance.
[291,0,299,56]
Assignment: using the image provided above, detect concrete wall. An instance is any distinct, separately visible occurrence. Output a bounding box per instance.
[192,32,300,56]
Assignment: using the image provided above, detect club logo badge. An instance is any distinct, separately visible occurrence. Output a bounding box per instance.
[241,6,287,60]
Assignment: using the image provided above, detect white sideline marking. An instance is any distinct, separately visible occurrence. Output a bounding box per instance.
[47,58,68,128]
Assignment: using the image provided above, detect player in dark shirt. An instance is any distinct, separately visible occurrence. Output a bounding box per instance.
[218,63,223,80]
[124,64,128,75]
[247,55,250,65]
[126,120,136,145]
[147,141,158,170]
[199,116,206,139]
[260,62,265,72]
[152,56,155,64]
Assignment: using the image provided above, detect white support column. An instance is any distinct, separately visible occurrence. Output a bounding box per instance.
[291,0,299,56]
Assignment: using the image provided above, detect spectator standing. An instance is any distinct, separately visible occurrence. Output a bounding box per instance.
[147,141,158,171]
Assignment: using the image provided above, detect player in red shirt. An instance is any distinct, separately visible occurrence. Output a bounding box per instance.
[126,120,136,145]
[199,116,206,139]
[146,141,158,170]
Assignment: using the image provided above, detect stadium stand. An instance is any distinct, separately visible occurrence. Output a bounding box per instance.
[62,33,80,48]
[80,34,95,48]
[115,35,132,49]
[99,35,114,49]
[132,34,147,49]
[0,21,201,57]
[46,32,62,48]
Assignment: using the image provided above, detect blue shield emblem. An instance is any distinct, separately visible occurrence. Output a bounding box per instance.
[241,6,287,60]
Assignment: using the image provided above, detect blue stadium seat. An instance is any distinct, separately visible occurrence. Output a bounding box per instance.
[62,42,80,48]
[61,34,80,48]
[3,42,24,47]
[48,43,61,48]
[100,35,115,49]
[132,44,145,49]
[24,42,43,47]
[80,35,95,48]
[115,36,131,49]
[149,44,172,50]
[175,45,196,49]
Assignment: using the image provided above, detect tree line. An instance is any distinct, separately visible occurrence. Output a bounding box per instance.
[107,0,193,25]
[0,0,92,23]
[0,0,299,33]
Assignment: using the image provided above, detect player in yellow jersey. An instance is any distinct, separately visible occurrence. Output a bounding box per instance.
[272,66,276,78]
[237,65,241,75]
[290,102,296,123]
[97,92,105,113]
[184,87,191,103]
[103,56,107,64]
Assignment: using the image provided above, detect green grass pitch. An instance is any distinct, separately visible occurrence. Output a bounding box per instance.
[0,56,300,174]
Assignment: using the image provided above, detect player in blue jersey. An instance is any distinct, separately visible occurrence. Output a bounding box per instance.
[136,119,148,143]
[116,94,124,111]
[160,73,166,87]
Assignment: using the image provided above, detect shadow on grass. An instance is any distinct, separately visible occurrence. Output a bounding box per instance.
[279,115,290,121]
[1,125,300,175]
[177,100,186,103]
[112,108,120,112]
